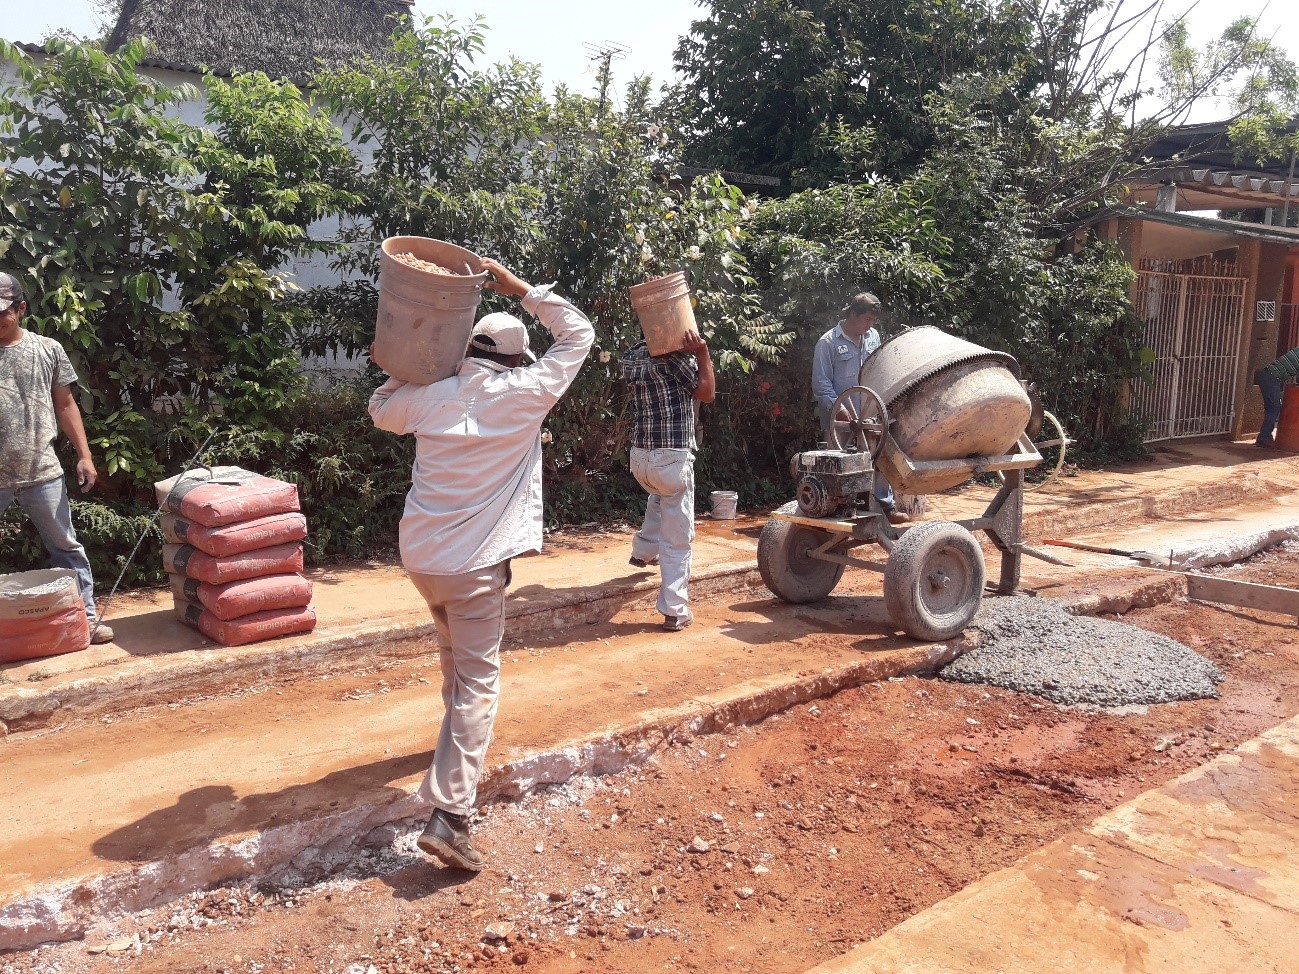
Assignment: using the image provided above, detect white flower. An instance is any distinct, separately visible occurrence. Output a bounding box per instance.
[646,124,662,139]
[540,430,553,444]
[634,229,645,245]
[659,132,669,146]
[599,349,612,364]
[688,246,702,260]
[641,245,654,262]
[720,252,732,268]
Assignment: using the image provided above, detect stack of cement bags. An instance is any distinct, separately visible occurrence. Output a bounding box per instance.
[0,568,89,662]
[156,467,316,646]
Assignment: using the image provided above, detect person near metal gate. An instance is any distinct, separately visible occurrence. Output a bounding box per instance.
[1255,346,1299,446]
[621,328,716,632]
[811,291,905,522]
[368,258,593,871]
[0,271,114,645]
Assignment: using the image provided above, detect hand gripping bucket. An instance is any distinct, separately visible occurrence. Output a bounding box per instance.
[629,271,698,356]
[373,236,489,384]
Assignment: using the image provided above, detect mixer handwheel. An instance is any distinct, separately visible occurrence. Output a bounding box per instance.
[997,410,1069,492]
[883,521,984,641]
[828,386,888,456]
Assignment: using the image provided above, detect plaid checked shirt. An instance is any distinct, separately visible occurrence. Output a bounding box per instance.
[621,340,699,450]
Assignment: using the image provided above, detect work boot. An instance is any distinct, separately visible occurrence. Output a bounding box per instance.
[417,808,485,871]
[629,555,658,568]
[89,622,115,644]
[663,614,692,632]
[879,502,908,526]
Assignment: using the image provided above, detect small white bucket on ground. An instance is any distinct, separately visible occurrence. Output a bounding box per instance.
[709,490,739,520]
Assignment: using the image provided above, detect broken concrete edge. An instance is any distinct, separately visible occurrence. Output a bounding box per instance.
[0,636,971,952]
[0,563,763,735]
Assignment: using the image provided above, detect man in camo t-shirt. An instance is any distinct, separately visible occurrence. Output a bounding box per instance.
[0,271,113,644]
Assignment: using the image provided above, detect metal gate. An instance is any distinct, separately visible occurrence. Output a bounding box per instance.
[1131,260,1247,442]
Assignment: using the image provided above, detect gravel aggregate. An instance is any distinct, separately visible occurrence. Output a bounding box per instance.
[941,595,1222,706]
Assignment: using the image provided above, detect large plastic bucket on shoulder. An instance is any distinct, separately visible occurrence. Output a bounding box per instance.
[860,327,1031,495]
[1275,386,1299,450]
[374,236,488,384]
[630,271,697,356]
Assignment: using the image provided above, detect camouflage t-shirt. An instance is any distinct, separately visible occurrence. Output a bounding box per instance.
[0,331,78,489]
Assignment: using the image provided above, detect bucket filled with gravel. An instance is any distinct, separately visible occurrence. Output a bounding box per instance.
[374,236,488,384]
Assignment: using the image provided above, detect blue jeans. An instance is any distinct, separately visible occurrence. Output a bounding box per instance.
[630,447,695,622]
[0,476,98,621]
[1256,368,1284,443]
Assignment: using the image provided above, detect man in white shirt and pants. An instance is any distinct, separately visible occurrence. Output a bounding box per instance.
[369,258,593,871]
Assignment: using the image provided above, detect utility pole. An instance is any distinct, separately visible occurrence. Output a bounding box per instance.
[582,41,629,118]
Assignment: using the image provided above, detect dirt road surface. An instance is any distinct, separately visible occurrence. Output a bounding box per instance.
[5,545,1298,974]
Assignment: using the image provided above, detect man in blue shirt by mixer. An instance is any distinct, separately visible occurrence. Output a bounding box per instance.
[811,292,905,523]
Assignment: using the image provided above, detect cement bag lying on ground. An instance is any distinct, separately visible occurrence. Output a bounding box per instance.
[170,572,313,621]
[154,466,299,528]
[176,603,317,646]
[160,512,308,557]
[162,542,304,584]
[0,568,91,663]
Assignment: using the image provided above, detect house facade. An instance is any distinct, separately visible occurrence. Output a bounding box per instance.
[1093,122,1299,443]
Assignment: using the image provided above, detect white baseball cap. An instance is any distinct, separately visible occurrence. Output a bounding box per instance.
[470,312,535,361]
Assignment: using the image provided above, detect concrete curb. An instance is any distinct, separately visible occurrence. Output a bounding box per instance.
[0,563,763,735]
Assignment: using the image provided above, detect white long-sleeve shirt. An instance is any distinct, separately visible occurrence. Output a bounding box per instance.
[368,285,594,575]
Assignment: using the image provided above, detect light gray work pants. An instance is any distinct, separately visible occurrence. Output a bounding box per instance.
[408,560,509,816]
[630,446,695,622]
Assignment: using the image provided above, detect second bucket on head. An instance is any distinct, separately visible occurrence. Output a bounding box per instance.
[373,236,488,384]
[630,271,697,356]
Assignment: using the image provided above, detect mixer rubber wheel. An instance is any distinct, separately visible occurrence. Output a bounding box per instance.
[883,521,985,641]
[758,502,846,604]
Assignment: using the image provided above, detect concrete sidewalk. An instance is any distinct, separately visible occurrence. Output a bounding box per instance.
[806,713,1299,974]
[4,439,1299,733]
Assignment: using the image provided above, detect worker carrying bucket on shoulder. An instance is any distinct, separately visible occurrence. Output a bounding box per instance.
[622,270,716,633]
[368,254,594,873]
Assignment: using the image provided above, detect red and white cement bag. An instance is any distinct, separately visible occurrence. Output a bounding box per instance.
[160,511,308,557]
[176,603,317,646]
[154,466,299,528]
[169,573,314,621]
[162,542,304,584]
[0,568,91,663]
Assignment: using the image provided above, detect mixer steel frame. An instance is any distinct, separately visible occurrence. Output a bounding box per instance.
[759,425,1066,641]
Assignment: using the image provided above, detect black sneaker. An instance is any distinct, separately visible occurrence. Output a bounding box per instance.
[663,614,692,632]
[417,808,485,871]
[630,556,658,568]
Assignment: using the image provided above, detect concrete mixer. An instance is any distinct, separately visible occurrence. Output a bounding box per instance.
[757,326,1070,642]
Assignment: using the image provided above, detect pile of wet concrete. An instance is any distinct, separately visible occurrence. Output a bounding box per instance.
[941,596,1222,707]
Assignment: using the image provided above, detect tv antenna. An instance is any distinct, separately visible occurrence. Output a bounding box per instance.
[582,41,629,116]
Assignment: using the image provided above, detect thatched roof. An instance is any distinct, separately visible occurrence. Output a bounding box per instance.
[105,0,413,81]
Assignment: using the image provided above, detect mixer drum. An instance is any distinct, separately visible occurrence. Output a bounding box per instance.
[859,327,1031,495]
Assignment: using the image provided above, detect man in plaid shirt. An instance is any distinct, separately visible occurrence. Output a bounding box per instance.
[621,327,715,631]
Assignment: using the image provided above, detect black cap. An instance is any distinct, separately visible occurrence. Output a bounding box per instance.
[843,292,880,316]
